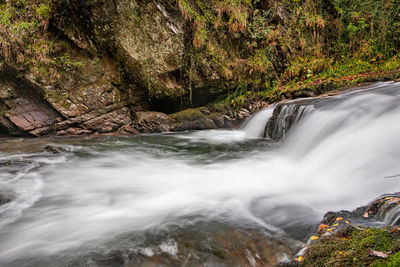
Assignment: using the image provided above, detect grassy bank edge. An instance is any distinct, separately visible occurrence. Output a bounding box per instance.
[225,57,400,108]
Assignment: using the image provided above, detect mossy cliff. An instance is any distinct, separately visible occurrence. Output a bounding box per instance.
[0,0,399,136]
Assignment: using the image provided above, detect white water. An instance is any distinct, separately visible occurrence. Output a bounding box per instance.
[241,107,274,138]
[0,82,400,264]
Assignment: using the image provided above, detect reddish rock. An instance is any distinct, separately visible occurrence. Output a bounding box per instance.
[5,96,60,135]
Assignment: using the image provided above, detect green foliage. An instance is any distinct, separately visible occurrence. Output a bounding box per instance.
[53,53,84,72]
[35,3,51,19]
[0,4,12,27]
[1,0,400,109]
[0,0,55,62]
[332,0,400,59]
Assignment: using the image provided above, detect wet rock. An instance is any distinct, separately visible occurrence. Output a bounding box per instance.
[45,145,66,154]
[0,189,13,206]
[0,69,62,136]
[0,195,11,206]
[264,102,313,140]
[288,90,316,98]
[210,113,226,128]
[57,127,93,136]
[171,108,217,131]
[0,160,11,166]
[83,108,132,133]
[135,111,173,133]
[285,193,400,266]
[77,222,302,267]
[116,124,139,135]
[6,97,60,133]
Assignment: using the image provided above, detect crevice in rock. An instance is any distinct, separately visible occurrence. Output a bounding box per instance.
[158,69,183,91]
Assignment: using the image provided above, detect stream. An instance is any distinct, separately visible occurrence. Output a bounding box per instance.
[1,82,400,266]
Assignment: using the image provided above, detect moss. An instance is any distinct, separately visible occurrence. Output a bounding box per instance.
[302,226,400,267]
[171,108,205,121]
[374,251,400,267]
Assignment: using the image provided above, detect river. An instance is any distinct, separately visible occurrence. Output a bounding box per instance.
[0,82,400,266]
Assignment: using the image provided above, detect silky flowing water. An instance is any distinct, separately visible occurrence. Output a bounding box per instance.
[1,82,400,266]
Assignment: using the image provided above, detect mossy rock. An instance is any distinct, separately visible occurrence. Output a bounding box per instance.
[301,226,400,267]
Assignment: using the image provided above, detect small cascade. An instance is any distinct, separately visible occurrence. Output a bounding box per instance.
[383,205,400,226]
[379,195,400,226]
[240,107,274,138]
[265,103,314,140]
[241,101,314,141]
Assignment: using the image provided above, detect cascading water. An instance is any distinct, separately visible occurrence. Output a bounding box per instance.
[240,106,274,138]
[0,82,400,265]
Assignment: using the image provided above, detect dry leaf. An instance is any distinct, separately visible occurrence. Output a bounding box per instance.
[336,217,343,221]
[310,236,319,240]
[368,250,388,258]
[318,224,329,231]
[295,256,303,262]
[363,212,369,218]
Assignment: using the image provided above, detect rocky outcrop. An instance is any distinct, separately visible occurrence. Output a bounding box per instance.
[55,0,230,109]
[278,194,400,266]
[0,61,134,136]
[0,0,255,137]
[0,66,62,136]
[134,111,173,133]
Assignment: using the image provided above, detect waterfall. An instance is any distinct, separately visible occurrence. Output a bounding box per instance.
[240,106,274,138]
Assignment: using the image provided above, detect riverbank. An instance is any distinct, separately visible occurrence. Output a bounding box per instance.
[278,194,400,266]
[166,69,400,135]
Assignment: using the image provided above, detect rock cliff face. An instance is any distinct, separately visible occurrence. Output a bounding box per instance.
[0,0,251,136]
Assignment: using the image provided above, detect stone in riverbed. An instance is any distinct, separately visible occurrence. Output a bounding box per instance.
[45,145,67,154]
[42,222,302,267]
[56,127,93,136]
[0,195,11,205]
[0,190,13,206]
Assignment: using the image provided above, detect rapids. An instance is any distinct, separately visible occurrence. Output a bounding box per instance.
[0,82,400,265]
